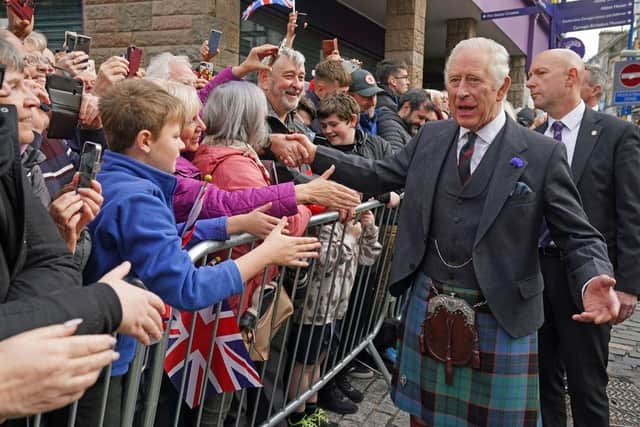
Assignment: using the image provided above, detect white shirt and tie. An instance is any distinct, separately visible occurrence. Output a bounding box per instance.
[456,109,506,173]
[544,101,586,165]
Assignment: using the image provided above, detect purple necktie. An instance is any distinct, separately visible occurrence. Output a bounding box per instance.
[550,120,565,142]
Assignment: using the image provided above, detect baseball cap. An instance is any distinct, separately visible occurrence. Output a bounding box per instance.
[350,69,384,97]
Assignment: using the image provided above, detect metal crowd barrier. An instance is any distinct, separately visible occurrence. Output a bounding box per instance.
[33,198,403,427]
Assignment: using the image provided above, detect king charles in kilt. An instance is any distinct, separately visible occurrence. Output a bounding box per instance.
[291,37,620,426]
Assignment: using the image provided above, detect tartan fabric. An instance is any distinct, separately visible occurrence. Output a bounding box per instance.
[391,273,541,426]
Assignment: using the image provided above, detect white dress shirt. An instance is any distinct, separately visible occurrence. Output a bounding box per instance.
[544,101,586,166]
[457,111,506,173]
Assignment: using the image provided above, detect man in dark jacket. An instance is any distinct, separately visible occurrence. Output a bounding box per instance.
[374,59,410,111]
[378,89,438,152]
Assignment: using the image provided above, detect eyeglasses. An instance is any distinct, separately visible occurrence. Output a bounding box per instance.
[24,54,53,67]
[394,74,410,81]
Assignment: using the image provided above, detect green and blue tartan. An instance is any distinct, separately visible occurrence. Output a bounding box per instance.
[391,273,541,426]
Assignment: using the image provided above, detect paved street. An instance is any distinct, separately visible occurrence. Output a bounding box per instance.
[328,311,640,426]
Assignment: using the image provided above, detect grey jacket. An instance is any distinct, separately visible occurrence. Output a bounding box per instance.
[311,114,613,338]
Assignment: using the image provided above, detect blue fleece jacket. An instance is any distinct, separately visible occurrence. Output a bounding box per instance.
[85,151,244,375]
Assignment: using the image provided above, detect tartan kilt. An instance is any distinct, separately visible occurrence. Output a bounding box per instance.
[391,273,541,426]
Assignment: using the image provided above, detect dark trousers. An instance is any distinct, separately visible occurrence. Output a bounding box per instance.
[45,373,124,427]
[538,253,611,427]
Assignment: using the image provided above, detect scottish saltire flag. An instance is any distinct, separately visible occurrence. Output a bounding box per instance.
[242,0,294,20]
[164,302,262,408]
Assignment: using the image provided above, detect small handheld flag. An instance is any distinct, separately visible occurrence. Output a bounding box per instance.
[242,0,295,21]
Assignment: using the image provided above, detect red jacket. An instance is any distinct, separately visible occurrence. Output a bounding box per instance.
[193,144,312,314]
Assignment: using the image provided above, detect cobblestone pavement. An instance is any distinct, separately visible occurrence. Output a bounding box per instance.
[327,311,640,427]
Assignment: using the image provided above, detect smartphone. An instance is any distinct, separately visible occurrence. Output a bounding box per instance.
[74,34,92,55]
[125,46,143,78]
[197,62,214,81]
[322,38,339,58]
[7,0,35,22]
[77,141,102,189]
[296,12,308,29]
[45,74,83,139]
[208,29,223,54]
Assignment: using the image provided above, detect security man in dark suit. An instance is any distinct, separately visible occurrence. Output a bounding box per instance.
[286,37,621,426]
[528,49,640,427]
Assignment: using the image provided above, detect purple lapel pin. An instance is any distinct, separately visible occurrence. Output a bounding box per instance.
[510,157,524,168]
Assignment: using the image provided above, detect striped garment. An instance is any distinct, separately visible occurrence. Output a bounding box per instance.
[392,273,541,426]
[39,129,107,198]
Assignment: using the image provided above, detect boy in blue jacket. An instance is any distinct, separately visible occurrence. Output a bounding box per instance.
[80,79,320,426]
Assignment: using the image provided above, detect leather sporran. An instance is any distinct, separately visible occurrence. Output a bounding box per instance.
[419,293,480,384]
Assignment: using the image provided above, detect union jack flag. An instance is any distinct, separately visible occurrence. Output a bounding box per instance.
[242,0,295,20]
[164,302,262,409]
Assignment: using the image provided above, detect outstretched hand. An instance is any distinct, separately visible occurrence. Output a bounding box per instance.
[262,217,320,268]
[573,275,620,324]
[295,165,361,210]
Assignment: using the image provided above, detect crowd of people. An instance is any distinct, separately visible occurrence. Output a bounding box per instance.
[0,3,638,427]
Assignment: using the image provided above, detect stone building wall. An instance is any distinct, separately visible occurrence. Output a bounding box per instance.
[84,0,240,69]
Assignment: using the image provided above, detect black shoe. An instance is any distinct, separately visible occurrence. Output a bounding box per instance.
[348,361,374,379]
[317,382,358,415]
[335,374,364,403]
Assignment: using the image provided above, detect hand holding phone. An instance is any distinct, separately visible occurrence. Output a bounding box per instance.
[125,46,143,78]
[322,39,339,58]
[7,0,35,22]
[77,141,102,189]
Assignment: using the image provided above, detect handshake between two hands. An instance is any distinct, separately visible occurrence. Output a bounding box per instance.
[269,133,317,168]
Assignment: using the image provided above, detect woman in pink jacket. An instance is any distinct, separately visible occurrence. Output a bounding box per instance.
[193,81,313,317]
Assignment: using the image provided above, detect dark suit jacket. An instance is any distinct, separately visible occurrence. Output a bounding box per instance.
[312,114,613,338]
[537,108,640,296]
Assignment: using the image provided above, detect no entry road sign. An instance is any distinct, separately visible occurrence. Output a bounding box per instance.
[620,63,640,88]
[614,61,640,105]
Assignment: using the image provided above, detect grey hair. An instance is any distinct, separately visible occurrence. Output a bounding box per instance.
[585,63,607,88]
[444,37,510,89]
[0,36,24,72]
[154,80,202,123]
[146,52,192,80]
[23,31,48,52]
[202,81,269,150]
[264,46,306,69]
